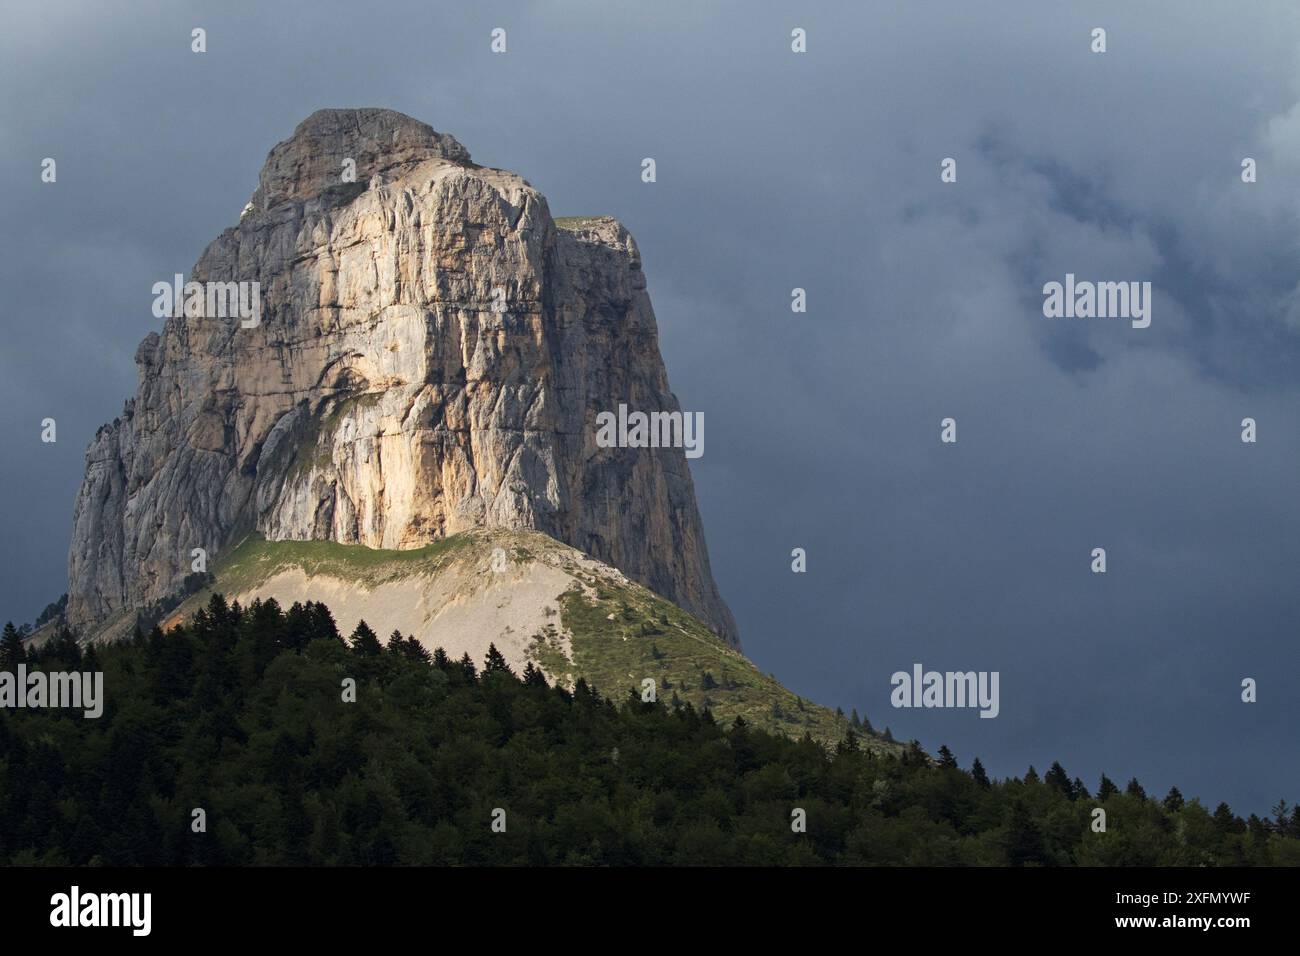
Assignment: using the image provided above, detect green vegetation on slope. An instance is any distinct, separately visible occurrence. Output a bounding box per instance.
[212,532,470,592]
[553,570,890,752]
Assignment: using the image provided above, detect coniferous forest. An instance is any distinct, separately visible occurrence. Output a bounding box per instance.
[2,595,1297,866]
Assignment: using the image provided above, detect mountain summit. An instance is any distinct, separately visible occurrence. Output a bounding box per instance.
[67,108,738,645]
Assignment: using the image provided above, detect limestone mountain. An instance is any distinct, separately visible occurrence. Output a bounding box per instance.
[67,108,737,646]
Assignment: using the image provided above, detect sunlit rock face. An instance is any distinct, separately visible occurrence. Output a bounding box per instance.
[67,108,738,646]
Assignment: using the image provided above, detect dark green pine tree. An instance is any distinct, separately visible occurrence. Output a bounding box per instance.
[1270,799,1291,833]
[48,625,82,669]
[1247,814,1270,840]
[483,643,513,676]
[1126,777,1147,800]
[431,647,450,670]
[1024,765,1040,784]
[1072,778,1090,800]
[937,745,958,769]
[902,740,927,767]
[1,622,25,669]
[349,621,383,657]
[850,707,862,728]
[1005,799,1048,866]
[1213,802,1238,832]
[149,625,194,701]
[970,757,991,788]
[459,652,477,681]
[282,602,313,651]
[1044,761,1074,799]
[1163,787,1185,813]
[308,602,342,644]
[1097,774,1119,800]
[402,636,431,664]
[386,629,407,656]
[521,662,549,687]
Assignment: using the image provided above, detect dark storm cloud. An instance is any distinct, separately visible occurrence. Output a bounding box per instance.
[2,0,1297,813]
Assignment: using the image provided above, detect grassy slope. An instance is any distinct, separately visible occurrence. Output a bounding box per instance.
[165,530,900,754]
[554,567,898,753]
[155,533,472,633]
[214,533,470,590]
[553,216,605,230]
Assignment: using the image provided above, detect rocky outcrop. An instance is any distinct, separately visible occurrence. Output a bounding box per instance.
[67,108,737,645]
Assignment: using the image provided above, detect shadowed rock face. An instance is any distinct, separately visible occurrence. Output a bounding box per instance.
[67,108,738,646]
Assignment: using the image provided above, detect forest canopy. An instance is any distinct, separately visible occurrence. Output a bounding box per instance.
[1,597,1296,866]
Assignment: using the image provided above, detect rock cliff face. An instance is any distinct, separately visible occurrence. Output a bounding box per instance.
[67,108,737,645]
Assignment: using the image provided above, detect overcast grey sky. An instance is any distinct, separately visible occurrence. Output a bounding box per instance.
[2,0,1298,814]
